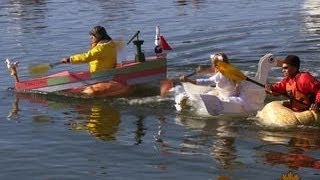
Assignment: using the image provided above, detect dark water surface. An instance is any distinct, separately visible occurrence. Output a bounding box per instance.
[0,0,320,179]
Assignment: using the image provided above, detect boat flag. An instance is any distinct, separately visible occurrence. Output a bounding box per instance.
[160,35,172,50]
[154,25,172,53]
[155,25,161,47]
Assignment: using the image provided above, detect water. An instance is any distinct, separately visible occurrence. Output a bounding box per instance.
[0,0,320,179]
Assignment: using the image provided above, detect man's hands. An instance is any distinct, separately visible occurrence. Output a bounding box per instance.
[265,84,273,94]
[61,58,70,64]
[310,103,319,112]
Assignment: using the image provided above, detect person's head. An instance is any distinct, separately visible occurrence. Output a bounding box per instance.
[281,55,300,78]
[210,53,229,67]
[89,26,112,44]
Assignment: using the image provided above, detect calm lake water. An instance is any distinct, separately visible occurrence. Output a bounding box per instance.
[0,0,320,179]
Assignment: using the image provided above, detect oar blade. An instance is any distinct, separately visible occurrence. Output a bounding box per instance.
[160,71,196,97]
[160,79,174,96]
[28,63,52,76]
[217,61,247,81]
[113,38,126,52]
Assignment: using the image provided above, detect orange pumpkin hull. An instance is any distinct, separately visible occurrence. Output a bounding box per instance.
[82,81,134,97]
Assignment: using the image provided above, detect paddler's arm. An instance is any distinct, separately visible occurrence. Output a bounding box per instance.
[180,75,197,84]
[60,48,98,64]
[61,45,102,64]
[196,65,214,74]
[265,79,287,96]
[69,47,99,64]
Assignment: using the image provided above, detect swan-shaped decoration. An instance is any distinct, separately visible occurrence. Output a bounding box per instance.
[174,53,279,116]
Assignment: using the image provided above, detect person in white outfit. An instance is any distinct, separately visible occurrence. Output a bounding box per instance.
[180,52,239,101]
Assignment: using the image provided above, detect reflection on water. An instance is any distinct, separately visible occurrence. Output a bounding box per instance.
[176,0,206,7]
[133,114,146,145]
[6,0,48,33]
[154,115,173,157]
[7,95,19,120]
[265,152,320,170]
[258,129,320,170]
[210,122,237,169]
[176,114,238,169]
[175,0,207,16]
[70,103,121,141]
[302,0,320,35]
[7,93,53,122]
[154,115,166,143]
[8,93,121,141]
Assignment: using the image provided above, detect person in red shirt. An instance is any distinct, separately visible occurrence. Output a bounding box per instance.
[265,55,320,112]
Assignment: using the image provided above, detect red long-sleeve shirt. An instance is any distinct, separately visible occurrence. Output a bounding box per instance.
[271,72,320,104]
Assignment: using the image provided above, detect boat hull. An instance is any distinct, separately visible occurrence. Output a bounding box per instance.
[174,82,257,116]
[173,53,278,116]
[15,54,167,97]
[256,101,320,127]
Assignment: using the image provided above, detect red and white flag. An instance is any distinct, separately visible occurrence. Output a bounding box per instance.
[160,35,172,50]
[154,25,172,53]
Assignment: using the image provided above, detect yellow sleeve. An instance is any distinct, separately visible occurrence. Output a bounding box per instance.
[70,41,117,72]
[70,46,101,64]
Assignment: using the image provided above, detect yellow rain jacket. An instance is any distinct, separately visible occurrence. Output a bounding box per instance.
[70,41,117,72]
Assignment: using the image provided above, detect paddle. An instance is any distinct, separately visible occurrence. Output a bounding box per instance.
[160,64,217,96]
[215,61,310,106]
[28,38,125,76]
[28,62,62,76]
[113,38,126,52]
[160,71,196,96]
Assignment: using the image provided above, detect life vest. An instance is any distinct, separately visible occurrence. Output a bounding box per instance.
[285,73,311,111]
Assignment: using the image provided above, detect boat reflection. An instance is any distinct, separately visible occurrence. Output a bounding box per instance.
[133,114,146,145]
[259,129,320,170]
[175,114,239,169]
[8,92,121,141]
[153,115,172,157]
[210,122,237,169]
[7,94,20,120]
[69,102,121,141]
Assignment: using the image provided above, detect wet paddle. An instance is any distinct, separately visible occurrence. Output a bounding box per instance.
[28,39,125,76]
[160,71,196,96]
[28,62,62,76]
[216,61,310,106]
[114,38,126,52]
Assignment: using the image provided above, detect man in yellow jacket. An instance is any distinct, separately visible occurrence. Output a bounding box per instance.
[61,26,133,97]
[61,25,117,72]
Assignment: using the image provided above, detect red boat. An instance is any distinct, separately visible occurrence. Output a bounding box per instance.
[6,28,172,98]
